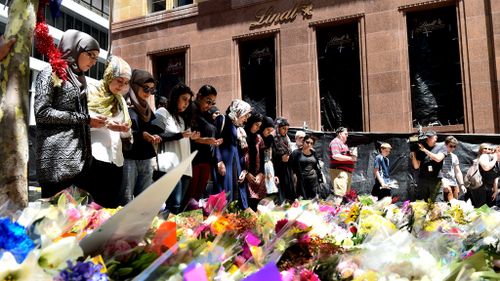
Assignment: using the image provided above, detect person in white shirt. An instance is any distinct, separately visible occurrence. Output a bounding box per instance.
[87,55,133,207]
[154,83,200,214]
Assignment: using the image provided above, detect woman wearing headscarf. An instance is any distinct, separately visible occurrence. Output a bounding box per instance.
[273,117,297,201]
[86,55,132,207]
[35,29,103,198]
[214,99,252,208]
[241,112,266,210]
[120,69,162,204]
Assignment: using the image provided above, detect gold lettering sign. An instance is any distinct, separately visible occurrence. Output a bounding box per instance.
[250,2,313,29]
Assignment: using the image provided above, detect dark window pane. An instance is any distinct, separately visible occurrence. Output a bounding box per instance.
[152,0,166,12]
[239,37,276,118]
[407,6,464,127]
[65,14,74,30]
[178,0,193,7]
[99,31,108,50]
[316,23,363,131]
[74,18,83,31]
[91,27,99,45]
[84,23,91,35]
[154,53,185,101]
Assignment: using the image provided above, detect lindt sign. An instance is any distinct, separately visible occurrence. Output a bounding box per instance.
[249,2,313,29]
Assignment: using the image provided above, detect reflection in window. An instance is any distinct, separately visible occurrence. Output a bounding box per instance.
[154,53,186,106]
[407,6,464,127]
[239,37,277,118]
[316,23,363,131]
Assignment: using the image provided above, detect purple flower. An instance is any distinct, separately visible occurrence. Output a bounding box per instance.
[55,260,108,281]
[0,217,35,263]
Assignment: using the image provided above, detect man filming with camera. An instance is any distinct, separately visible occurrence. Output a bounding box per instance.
[410,130,446,201]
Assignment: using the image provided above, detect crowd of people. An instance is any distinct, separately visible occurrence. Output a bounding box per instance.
[32,29,500,214]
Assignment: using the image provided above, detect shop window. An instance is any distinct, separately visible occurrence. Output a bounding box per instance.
[151,0,166,12]
[316,23,363,131]
[407,6,463,128]
[175,0,193,8]
[153,52,186,105]
[239,36,277,118]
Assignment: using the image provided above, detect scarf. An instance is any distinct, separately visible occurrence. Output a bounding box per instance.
[58,29,100,91]
[128,69,155,122]
[227,99,251,127]
[88,56,132,125]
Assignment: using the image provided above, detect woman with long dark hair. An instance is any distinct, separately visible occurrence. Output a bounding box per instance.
[155,83,200,214]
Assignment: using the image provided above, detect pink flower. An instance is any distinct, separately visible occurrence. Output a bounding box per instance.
[204,192,227,215]
[300,269,320,281]
[66,208,81,222]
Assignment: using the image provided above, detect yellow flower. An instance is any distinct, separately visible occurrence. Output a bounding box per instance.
[358,214,396,236]
[353,270,378,281]
[345,204,360,225]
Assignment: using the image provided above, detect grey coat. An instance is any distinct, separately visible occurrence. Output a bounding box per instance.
[34,65,92,184]
[34,29,99,185]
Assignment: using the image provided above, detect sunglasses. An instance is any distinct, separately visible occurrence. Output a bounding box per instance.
[448,145,456,148]
[305,140,314,145]
[142,86,157,95]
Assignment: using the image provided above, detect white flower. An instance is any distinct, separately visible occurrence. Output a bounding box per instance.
[38,236,84,270]
[0,251,52,281]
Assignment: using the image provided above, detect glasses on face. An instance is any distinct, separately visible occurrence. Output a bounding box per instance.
[448,145,456,149]
[85,51,99,61]
[305,140,314,145]
[142,86,157,95]
[204,98,216,106]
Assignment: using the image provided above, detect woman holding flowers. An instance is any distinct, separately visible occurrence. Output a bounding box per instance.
[86,56,132,208]
[35,30,104,198]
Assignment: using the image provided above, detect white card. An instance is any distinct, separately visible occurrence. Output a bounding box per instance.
[79,152,197,256]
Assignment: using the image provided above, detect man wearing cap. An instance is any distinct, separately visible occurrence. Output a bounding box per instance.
[410,130,446,201]
[328,127,357,203]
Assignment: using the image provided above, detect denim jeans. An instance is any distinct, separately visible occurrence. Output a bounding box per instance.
[120,158,153,205]
[165,175,190,214]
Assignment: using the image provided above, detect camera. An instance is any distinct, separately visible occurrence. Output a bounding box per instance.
[409,125,427,152]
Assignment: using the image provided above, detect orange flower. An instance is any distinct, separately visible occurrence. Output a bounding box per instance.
[210,216,233,235]
[150,221,177,255]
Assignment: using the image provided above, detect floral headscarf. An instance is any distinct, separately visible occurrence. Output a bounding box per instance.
[88,56,132,125]
[227,99,251,127]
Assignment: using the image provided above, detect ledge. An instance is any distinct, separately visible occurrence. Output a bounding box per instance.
[112,4,198,33]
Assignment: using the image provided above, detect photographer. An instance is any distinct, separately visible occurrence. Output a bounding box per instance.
[410,131,446,201]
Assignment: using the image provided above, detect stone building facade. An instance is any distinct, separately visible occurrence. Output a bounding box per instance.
[111,0,500,133]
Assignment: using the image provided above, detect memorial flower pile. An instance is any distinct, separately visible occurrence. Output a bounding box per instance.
[0,188,499,280]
